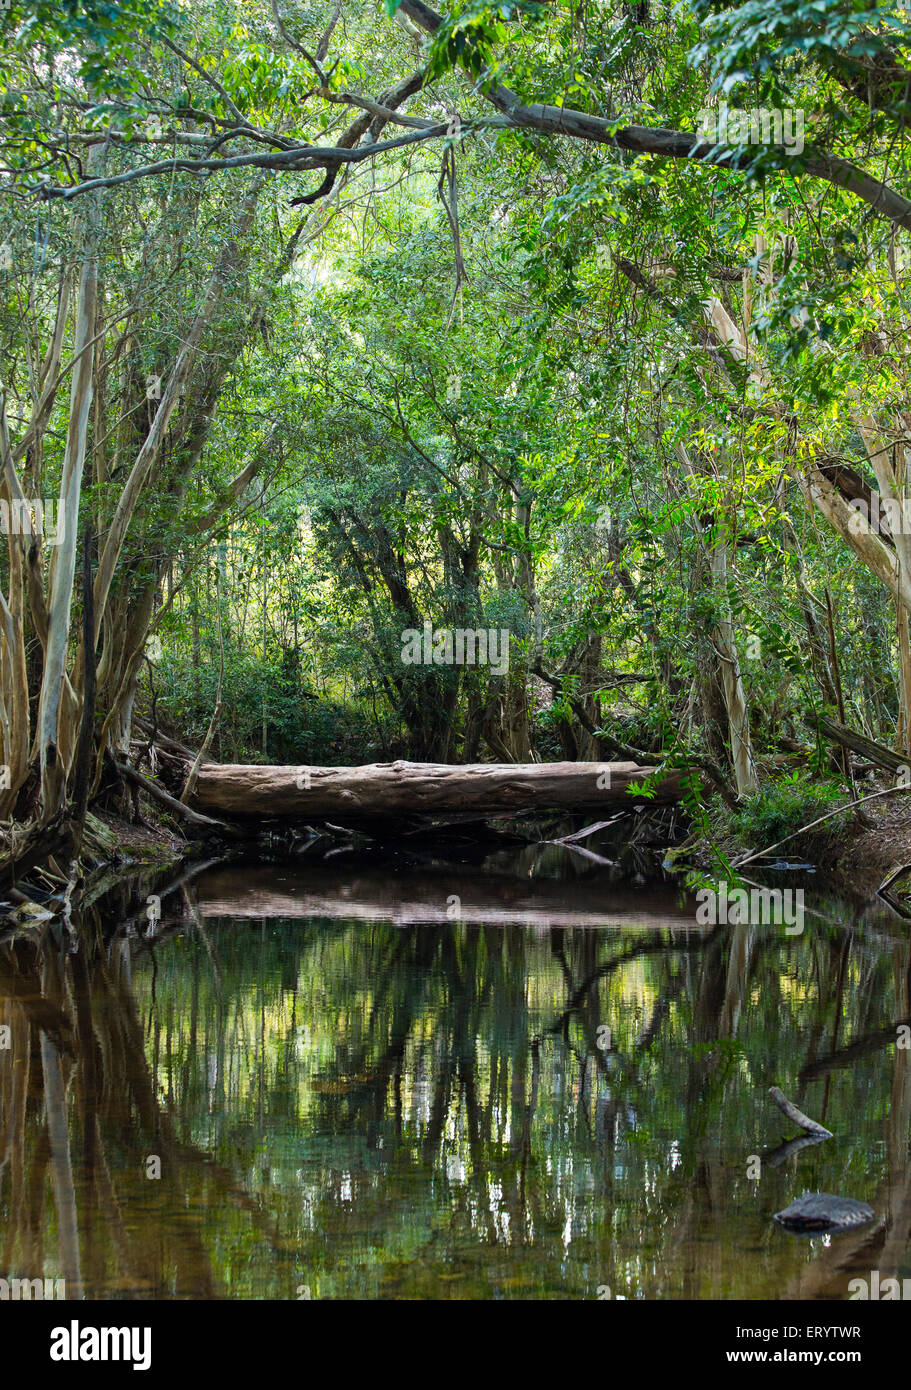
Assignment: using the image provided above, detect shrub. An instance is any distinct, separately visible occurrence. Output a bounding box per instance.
[731,776,845,854]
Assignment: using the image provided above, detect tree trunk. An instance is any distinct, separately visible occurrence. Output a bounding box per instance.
[36,171,100,819]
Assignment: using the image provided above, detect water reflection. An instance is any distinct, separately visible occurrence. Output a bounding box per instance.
[1,856,909,1300]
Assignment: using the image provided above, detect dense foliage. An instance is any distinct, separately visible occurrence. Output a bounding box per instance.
[1,0,910,833]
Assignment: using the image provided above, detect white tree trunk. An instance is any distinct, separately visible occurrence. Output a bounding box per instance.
[35,234,98,817]
[711,542,759,795]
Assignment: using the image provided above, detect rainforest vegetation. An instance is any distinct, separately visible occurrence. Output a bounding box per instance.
[1,0,911,871]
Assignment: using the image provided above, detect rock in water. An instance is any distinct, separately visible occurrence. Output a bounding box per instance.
[774,1192,874,1233]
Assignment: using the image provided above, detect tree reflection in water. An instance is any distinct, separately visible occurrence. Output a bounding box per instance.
[1,865,909,1300]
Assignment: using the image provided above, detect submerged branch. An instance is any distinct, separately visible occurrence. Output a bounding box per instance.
[768,1085,833,1138]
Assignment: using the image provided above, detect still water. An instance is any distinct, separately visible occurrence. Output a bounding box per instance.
[1,846,908,1300]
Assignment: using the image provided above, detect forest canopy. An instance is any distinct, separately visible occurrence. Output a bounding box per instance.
[0,0,910,857]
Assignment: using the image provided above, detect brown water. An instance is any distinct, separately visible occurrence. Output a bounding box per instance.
[1,848,908,1300]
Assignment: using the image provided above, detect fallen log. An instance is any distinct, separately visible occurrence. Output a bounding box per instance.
[133,715,199,759]
[813,715,908,775]
[114,761,237,833]
[189,759,684,821]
